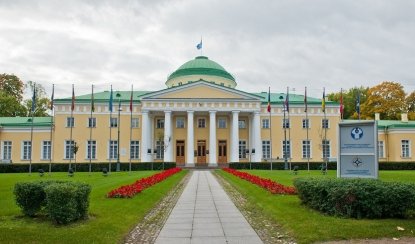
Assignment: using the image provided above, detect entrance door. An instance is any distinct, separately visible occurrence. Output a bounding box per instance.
[197,140,206,164]
[176,140,185,165]
[218,140,227,163]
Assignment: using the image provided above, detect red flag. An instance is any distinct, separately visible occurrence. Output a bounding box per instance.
[340,88,344,119]
[71,84,75,111]
[267,87,271,113]
[130,85,133,112]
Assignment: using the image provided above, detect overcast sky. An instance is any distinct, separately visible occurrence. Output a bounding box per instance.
[1,0,414,99]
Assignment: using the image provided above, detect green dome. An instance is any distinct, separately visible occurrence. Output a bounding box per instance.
[167,56,235,81]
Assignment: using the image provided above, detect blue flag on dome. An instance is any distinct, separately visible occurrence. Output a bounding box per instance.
[196,39,202,50]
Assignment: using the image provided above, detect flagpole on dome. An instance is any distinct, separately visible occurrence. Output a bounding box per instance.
[196,37,203,56]
[88,84,94,175]
[49,84,54,175]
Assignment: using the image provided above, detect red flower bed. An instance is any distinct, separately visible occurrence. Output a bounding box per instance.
[223,168,296,195]
[107,168,182,198]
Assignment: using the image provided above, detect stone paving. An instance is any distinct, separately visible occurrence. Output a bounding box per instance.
[155,170,263,244]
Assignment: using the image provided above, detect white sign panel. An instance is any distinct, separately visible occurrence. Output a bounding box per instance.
[337,121,378,179]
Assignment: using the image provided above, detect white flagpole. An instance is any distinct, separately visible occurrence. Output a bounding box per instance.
[305,86,310,173]
[49,84,54,175]
[89,84,94,175]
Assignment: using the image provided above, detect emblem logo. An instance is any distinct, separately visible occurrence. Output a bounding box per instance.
[352,157,363,167]
[351,127,363,140]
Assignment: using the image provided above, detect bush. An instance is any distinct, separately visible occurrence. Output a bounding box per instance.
[14,181,48,216]
[294,178,415,219]
[229,162,337,170]
[44,182,91,224]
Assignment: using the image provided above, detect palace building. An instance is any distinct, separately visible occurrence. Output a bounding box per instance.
[0,56,414,166]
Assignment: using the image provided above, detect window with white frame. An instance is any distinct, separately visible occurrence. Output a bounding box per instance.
[322,119,329,129]
[239,140,247,159]
[282,140,291,159]
[88,117,96,128]
[262,119,269,129]
[302,140,311,159]
[198,118,206,128]
[22,141,31,160]
[156,119,164,129]
[109,140,118,159]
[322,140,330,159]
[282,118,290,128]
[2,141,12,160]
[66,117,74,127]
[42,141,51,160]
[218,118,227,128]
[401,140,411,158]
[110,117,118,127]
[131,118,139,128]
[262,140,270,159]
[130,141,140,159]
[87,140,96,159]
[378,141,384,158]
[238,119,246,129]
[156,141,164,159]
[176,118,185,128]
[302,119,309,129]
[65,140,75,159]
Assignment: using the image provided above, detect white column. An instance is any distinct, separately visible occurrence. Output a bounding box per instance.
[186,111,195,167]
[164,111,173,162]
[209,111,217,166]
[231,111,239,162]
[253,111,262,162]
[141,110,150,162]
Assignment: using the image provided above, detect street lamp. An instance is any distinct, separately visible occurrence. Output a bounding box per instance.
[116,93,122,172]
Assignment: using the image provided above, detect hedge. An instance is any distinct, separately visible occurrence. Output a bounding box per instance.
[0,162,176,173]
[228,162,415,170]
[294,178,415,219]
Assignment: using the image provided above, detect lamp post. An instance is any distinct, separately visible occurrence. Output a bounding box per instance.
[116,93,122,172]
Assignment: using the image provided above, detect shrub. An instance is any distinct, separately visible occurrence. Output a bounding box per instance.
[14,181,48,216]
[294,178,415,219]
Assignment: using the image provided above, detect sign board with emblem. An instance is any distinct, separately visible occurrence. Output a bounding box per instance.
[338,120,378,179]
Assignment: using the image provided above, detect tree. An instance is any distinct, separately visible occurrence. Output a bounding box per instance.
[363,81,406,120]
[406,91,415,120]
[24,81,51,117]
[0,73,24,102]
[0,74,26,116]
[328,86,369,119]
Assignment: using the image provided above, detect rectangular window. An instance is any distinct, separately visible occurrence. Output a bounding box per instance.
[176,118,185,128]
[322,119,329,129]
[282,118,290,128]
[156,141,165,159]
[156,119,164,129]
[65,140,75,159]
[262,140,270,159]
[302,119,309,129]
[131,118,139,128]
[218,118,227,128]
[198,118,206,128]
[87,140,96,159]
[302,140,311,159]
[2,141,12,160]
[42,141,51,160]
[22,141,31,160]
[262,119,269,129]
[282,140,291,159]
[109,140,118,159]
[88,117,96,128]
[322,140,330,159]
[238,120,246,129]
[378,141,384,158]
[66,117,74,127]
[130,141,140,159]
[239,140,247,159]
[110,117,118,128]
[401,140,410,158]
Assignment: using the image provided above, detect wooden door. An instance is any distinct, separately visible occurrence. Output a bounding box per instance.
[176,140,185,165]
[197,140,206,164]
[218,140,227,163]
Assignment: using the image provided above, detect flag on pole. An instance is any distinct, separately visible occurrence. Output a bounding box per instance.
[340,88,344,119]
[91,85,95,112]
[50,84,54,110]
[196,38,202,50]
[356,92,360,117]
[267,87,271,113]
[71,84,75,111]
[130,85,133,112]
[31,84,36,113]
[285,87,289,111]
[304,86,308,112]
[109,85,113,112]
[322,88,326,112]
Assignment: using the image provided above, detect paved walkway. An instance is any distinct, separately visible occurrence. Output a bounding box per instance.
[155,170,263,244]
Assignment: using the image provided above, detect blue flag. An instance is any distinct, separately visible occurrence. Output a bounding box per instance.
[356,92,360,115]
[109,85,113,112]
[196,39,202,50]
[31,84,36,113]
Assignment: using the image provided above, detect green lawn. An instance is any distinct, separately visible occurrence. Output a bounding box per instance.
[0,170,187,244]
[218,170,415,244]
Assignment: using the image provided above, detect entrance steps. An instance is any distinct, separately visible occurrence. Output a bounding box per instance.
[178,163,228,170]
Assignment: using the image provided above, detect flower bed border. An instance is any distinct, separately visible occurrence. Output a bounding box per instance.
[223,168,296,195]
[107,168,182,198]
